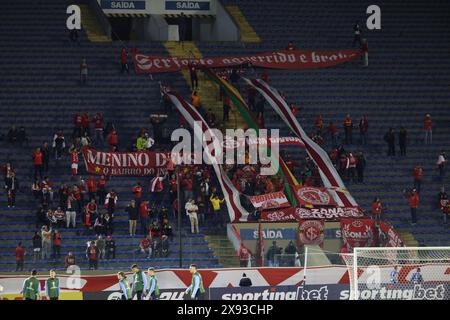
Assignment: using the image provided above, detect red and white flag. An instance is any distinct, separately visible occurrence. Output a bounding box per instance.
[242,78,358,208]
[164,89,250,222]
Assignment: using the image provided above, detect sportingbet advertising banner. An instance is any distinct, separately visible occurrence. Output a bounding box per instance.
[248,191,290,210]
[133,49,363,74]
[340,218,376,250]
[82,147,170,176]
[294,186,337,207]
[1,266,449,300]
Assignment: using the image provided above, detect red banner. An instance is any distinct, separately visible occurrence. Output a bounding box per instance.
[297,219,325,247]
[133,49,363,74]
[294,186,337,207]
[340,219,376,250]
[379,221,404,247]
[260,206,365,222]
[82,148,170,176]
[249,191,290,210]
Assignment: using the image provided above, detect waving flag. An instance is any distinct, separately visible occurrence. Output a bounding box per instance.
[164,89,250,222]
[242,77,358,208]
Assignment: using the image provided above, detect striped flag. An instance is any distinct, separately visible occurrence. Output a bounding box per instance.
[163,89,250,222]
[242,77,358,208]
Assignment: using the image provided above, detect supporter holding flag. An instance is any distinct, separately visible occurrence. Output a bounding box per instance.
[149,174,166,207]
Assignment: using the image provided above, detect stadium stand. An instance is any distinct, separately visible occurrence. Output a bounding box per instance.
[0,0,449,275]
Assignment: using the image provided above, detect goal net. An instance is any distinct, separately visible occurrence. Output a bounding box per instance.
[345,247,450,300]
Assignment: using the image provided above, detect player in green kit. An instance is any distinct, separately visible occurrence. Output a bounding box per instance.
[146,267,160,300]
[117,272,132,300]
[21,270,42,300]
[131,264,147,300]
[45,269,60,300]
[185,264,205,300]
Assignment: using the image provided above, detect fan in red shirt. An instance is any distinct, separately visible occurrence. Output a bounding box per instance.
[92,112,104,147]
[32,148,43,180]
[238,243,251,267]
[405,189,419,225]
[372,197,383,222]
[139,200,149,235]
[15,242,25,271]
[107,130,119,150]
[132,182,143,208]
[70,149,79,175]
[87,176,97,201]
[120,47,129,74]
[97,175,107,204]
[84,199,97,227]
[413,165,423,193]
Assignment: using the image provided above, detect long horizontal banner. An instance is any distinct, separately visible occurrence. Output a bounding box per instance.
[260,206,365,222]
[294,186,337,207]
[249,191,290,210]
[82,147,170,176]
[2,265,448,300]
[133,49,363,74]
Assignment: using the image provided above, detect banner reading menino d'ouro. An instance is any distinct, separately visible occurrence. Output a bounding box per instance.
[133,49,363,74]
[82,148,170,176]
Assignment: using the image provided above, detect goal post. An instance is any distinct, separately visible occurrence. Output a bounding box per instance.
[348,247,450,300]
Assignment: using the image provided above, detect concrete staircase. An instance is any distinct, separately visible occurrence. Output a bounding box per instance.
[164,41,247,129]
[79,4,111,42]
[225,5,261,43]
[205,235,240,267]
